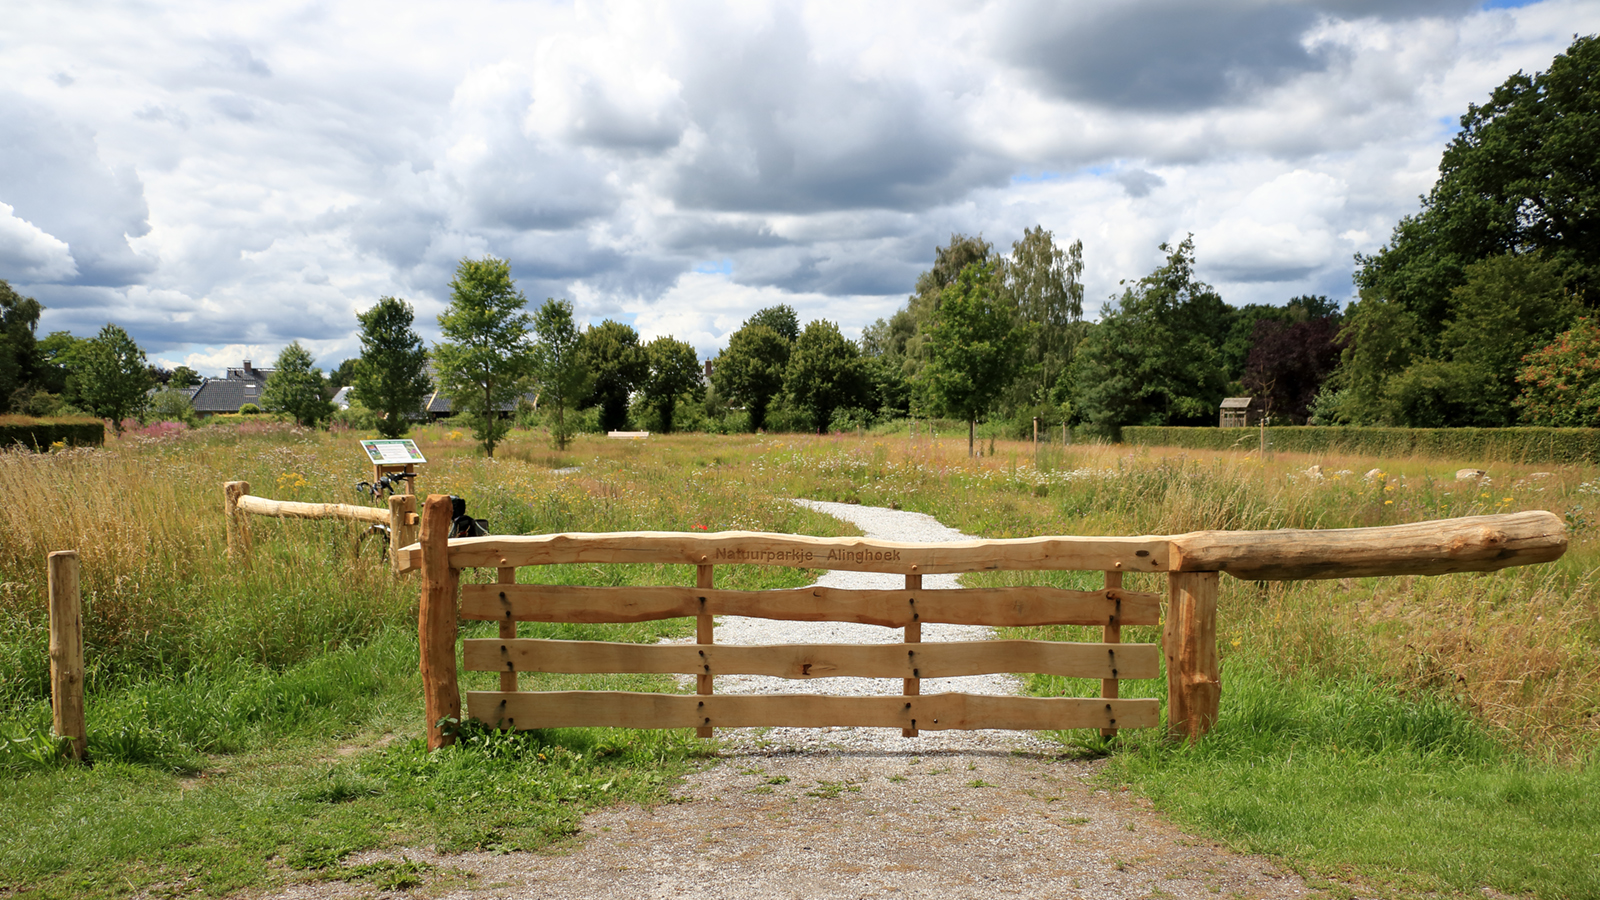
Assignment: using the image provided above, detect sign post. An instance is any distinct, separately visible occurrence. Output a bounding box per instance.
[360,439,427,495]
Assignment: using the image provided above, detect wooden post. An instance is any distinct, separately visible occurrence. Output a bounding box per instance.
[1165,571,1220,742]
[224,481,251,566]
[419,494,461,750]
[498,566,517,695]
[1100,570,1122,739]
[902,573,923,737]
[388,493,418,573]
[1032,417,1038,448]
[696,564,714,739]
[48,550,86,762]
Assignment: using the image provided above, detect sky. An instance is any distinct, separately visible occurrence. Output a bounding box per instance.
[2,0,1596,376]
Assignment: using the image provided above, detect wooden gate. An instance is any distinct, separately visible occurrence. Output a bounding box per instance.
[399,496,1566,748]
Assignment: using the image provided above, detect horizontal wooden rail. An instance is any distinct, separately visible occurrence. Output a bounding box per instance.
[403,511,1565,582]
[235,494,390,524]
[459,584,1161,628]
[397,530,1172,575]
[1170,511,1565,580]
[464,639,1160,680]
[467,691,1160,732]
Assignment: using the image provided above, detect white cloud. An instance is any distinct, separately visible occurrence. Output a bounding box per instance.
[0,202,78,282]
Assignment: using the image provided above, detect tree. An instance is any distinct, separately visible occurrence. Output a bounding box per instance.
[1330,253,1577,426]
[262,342,334,428]
[169,366,202,389]
[580,320,647,432]
[642,336,704,433]
[353,296,432,438]
[435,257,534,457]
[712,323,791,431]
[147,387,198,426]
[1434,253,1579,423]
[0,281,42,413]
[1353,34,1600,351]
[745,305,800,342]
[785,319,869,434]
[1072,237,1230,436]
[920,261,1023,456]
[1241,313,1344,424]
[328,359,361,391]
[531,298,592,449]
[77,324,153,430]
[1515,318,1600,426]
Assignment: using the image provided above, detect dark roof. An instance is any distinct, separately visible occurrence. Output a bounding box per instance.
[192,378,266,413]
[423,390,536,415]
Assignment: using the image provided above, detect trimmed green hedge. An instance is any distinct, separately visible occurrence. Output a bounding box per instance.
[1122,425,1600,465]
[0,417,105,451]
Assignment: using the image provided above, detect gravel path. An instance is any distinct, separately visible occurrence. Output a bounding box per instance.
[703,499,1056,756]
[260,502,1317,900]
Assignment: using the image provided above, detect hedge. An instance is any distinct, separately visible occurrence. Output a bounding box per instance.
[1121,425,1600,465]
[0,417,105,451]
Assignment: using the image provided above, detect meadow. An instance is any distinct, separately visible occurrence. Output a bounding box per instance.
[1,420,1596,898]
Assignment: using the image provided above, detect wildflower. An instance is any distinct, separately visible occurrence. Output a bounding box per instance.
[692,523,708,531]
[1384,499,1393,505]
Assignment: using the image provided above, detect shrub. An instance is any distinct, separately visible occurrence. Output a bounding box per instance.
[0,416,104,450]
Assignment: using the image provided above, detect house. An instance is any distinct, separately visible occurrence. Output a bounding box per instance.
[421,388,538,421]
[190,359,276,416]
[1219,396,1263,428]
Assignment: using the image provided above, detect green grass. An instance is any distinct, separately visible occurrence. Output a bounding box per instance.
[1104,665,1600,900]
[0,624,711,898]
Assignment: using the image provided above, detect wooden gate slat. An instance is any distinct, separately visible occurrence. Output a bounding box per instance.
[460,584,1161,627]
[463,638,1159,680]
[467,691,1160,731]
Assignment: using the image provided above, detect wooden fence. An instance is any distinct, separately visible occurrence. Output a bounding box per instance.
[223,481,418,572]
[397,497,1566,748]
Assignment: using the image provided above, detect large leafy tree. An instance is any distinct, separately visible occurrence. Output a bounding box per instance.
[353,296,432,438]
[1073,237,1230,436]
[1241,315,1345,424]
[998,227,1084,414]
[435,257,533,457]
[1327,253,1577,426]
[920,261,1023,456]
[641,336,704,433]
[531,298,592,449]
[0,281,42,413]
[712,322,791,431]
[785,319,869,434]
[745,305,800,342]
[1353,34,1599,350]
[77,324,152,431]
[262,341,334,428]
[580,320,647,432]
[864,233,997,391]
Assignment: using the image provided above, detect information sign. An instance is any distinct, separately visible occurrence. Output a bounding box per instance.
[360,439,427,465]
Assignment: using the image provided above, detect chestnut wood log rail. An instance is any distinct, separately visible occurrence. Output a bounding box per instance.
[399,500,1565,749]
[223,480,418,572]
